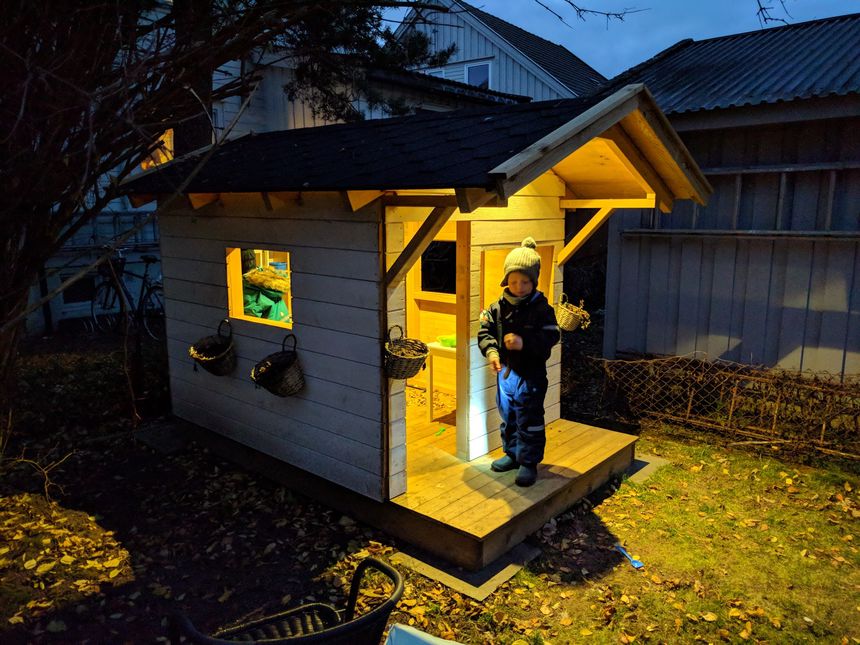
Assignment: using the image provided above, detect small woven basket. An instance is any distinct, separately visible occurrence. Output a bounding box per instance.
[384,325,428,380]
[251,334,305,397]
[556,294,591,332]
[189,319,237,376]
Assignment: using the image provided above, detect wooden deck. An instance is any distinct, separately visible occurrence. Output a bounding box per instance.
[386,404,637,570]
[190,401,636,572]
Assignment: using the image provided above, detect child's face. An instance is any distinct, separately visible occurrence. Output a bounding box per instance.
[507,271,534,297]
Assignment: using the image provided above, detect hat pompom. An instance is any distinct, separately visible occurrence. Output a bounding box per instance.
[521,236,537,249]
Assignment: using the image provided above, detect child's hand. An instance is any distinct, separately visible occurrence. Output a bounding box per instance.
[489,355,502,373]
[503,333,523,351]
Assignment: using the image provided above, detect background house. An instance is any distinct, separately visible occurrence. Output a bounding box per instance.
[394,0,605,99]
[593,13,860,378]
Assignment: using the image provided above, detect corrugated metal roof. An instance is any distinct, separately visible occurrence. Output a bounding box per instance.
[602,12,860,114]
[456,1,606,96]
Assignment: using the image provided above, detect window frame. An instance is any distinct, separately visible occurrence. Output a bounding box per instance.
[225,247,294,329]
[465,61,491,90]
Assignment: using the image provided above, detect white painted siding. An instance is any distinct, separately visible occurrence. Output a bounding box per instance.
[407,8,568,100]
[158,193,388,500]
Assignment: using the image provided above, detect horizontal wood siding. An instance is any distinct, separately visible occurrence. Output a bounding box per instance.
[159,195,387,500]
[605,113,860,379]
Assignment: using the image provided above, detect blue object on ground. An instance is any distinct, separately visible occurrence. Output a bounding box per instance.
[615,543,645,569]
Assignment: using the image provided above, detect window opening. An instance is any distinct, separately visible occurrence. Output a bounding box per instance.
[226,247,292,328]
[420,241,456,295]
[466,62,490,89]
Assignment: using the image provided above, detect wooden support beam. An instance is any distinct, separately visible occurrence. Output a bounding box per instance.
[455,220,472,461]
[260,192,273,211]
[384,206,456,288]
[557,207,615,266]
[600,125,674,213]
[455,188,500,213]
[188,193,220,210]
[490,84,644,200]
[345,190,385,211]
[128,193,156,208]
[560,197,656,210]
[381,195,459,208]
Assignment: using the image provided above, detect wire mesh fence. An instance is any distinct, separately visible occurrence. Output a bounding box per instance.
[597,353,860,460]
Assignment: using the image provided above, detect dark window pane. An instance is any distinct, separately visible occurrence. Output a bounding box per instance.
[467,64,489,89]
[421,241,456,294]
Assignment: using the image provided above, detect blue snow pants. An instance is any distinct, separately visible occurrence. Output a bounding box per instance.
[496,370,548,466]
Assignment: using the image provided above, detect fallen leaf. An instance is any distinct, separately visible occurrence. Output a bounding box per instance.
[36,562,56,575]
[560,616,573,626]
[8,616,24,625]
[703,612,718,622]
[540,605,551,616]
[60,555,75,565]
[23,559,37,570]
[104,557,121,568]
[109,568,121,579]
[579,628,593,636]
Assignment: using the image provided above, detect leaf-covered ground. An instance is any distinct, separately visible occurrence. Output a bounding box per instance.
[1,331,858,643]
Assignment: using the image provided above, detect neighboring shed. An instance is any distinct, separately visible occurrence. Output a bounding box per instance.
[124,84,709,568]
[596,14,860,377]
[395,0,605,99]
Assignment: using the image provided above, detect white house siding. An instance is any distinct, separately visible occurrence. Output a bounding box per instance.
[604,115,860,379]
[409,11,567,100]
[159,193,388,500]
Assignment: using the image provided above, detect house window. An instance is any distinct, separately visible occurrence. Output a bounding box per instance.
[140,129,174,171]
[420,241,456,295]
[466,62,490,89]
[226,247,293,328]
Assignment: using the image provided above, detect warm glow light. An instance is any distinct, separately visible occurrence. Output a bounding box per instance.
[140,129,174,170]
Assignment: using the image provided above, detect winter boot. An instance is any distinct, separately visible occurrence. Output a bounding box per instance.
[491,454,517,472]
[515,464,538,487]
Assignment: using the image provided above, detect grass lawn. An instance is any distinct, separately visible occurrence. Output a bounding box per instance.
[0,335,857,643]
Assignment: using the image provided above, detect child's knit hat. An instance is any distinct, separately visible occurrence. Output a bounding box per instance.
[501,237,540,286]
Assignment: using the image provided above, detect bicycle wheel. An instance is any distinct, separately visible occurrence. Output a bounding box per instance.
[91,281,122,333]
[142,285,165,340]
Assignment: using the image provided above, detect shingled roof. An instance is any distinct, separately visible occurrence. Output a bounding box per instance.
[600,12,860,115]
[124,93,604,195]
[457,0,606,96]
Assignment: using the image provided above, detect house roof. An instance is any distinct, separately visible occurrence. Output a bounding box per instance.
[600,12,860,115]
[366,67,531,106]
[123,84,710,211]
[455,1,606,96]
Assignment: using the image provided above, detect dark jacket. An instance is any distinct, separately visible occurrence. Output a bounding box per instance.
[478,290,560,379]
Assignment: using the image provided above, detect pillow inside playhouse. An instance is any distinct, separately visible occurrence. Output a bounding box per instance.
[226,247,293,328]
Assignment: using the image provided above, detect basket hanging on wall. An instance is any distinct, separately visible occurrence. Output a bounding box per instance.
[189,319,237,376]
[251,334,305,397]
[384,325,428,380]
[556,294,591,332]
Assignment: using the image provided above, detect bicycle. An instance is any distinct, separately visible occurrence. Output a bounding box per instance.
[90,250,165,340]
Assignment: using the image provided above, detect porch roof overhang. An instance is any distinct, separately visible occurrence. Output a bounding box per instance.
[122,84,711,216]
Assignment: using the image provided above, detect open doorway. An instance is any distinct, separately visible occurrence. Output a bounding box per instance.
[403,222,459,458]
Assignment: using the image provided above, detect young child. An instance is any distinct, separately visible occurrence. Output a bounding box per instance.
[478,237,560,487]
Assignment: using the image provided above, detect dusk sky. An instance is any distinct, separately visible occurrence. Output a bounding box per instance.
[385,0,859,79]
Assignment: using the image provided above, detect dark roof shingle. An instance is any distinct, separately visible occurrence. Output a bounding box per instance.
[600,12,860,114]
[124,95,603,195]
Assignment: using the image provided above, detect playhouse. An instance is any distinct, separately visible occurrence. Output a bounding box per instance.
[125,84,710,568]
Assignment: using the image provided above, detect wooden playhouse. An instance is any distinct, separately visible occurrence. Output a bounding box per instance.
[126,84,710,569]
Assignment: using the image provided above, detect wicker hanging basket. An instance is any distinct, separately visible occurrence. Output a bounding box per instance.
[384,325,428,380]
[189,319,237,375]
[251,334,305,397]
[556,294,591,332]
